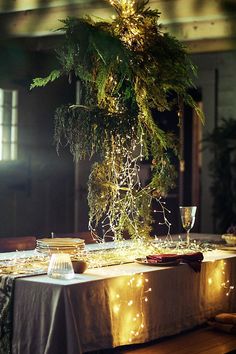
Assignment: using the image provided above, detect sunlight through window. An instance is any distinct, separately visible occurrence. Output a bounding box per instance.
[0,88,18,161]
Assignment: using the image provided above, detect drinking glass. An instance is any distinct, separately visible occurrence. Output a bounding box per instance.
[47,253,75,280]
[179,206,197,246]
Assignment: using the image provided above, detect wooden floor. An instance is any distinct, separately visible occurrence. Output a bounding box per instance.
[88,326,236,354]
[119,326,236,354]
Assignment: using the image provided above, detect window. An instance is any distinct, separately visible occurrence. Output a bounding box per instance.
[0,88,18,161]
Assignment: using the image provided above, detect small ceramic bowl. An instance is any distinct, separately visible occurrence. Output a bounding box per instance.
[222,234,236,245]
[71,260,88,273]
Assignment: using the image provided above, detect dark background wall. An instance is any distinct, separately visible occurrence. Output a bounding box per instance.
[0,44,75,237]
[192,51,236,233]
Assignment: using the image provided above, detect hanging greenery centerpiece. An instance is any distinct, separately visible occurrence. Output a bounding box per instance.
[31,0,203,242]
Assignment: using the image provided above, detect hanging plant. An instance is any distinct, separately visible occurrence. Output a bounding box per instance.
[31,0,203,241]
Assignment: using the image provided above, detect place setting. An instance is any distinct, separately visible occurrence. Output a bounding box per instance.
[135,206,204,272]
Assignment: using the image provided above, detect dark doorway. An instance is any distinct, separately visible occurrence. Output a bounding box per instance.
[151,89,202,236]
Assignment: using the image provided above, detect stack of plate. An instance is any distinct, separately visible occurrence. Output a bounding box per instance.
[36,238,85,255]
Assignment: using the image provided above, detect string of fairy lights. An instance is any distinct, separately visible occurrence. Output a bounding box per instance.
[111,272,152,343]
[221,261,235,296]
[89,131,172,242]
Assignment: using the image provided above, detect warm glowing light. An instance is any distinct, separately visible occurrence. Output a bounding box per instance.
[113,305,120,314]
[208,278,212,285]
[136,279,143,287]
[109,272,150,343]
[204,259,235,298]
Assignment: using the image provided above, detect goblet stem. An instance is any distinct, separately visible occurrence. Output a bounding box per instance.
[186,230,190,247]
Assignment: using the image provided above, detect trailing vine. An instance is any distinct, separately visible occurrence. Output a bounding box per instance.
[31,0,203,241]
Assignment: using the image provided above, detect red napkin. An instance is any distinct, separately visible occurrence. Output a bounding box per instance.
[181,252,204,262]
[146,252,204,272]
[146,254,179,263]
[181,252,204,272]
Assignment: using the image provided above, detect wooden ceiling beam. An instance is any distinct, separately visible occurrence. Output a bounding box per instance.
[0,0,99,13]
[0,5,235,41]
[0,0,236,53]
[161,17,236,42]
[0,0,231,20]
[0,3,113,37]
[187,37,236,53]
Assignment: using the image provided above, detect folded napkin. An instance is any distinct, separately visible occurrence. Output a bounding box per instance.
[146,252,204,272]
[146,254,179,263]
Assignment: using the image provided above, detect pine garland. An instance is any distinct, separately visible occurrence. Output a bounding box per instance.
[31,0,202,240]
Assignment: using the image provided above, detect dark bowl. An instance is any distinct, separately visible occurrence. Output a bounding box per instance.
[72,260,88,273]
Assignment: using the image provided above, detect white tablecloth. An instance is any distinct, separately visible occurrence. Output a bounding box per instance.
[10,240,236,354]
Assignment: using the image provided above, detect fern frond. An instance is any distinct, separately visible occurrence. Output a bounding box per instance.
[30,70,61,89]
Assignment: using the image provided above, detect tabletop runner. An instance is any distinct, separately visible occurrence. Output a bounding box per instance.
[0,271,46,354]
[0,274,17,354]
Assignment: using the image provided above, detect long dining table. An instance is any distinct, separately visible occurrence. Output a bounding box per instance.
[2,234,236,354]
